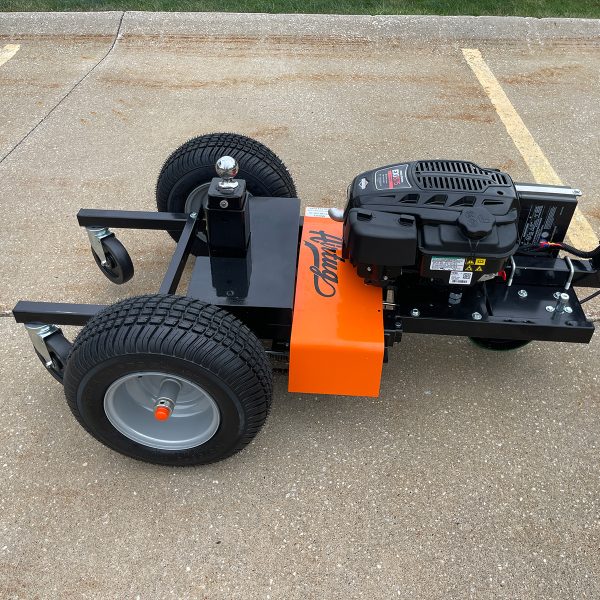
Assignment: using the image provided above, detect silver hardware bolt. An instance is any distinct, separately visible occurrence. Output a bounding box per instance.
[546,305,555,313]
[555,292,570,314]
[382,275,389,281]
[518,289,528,298]
[366,266,372,272]
[553,291,561,299]
[472,312,482,320]
[411,308,420,317]
[564,306,573,314]
[189,212,198,219]
[448,292,462,305]
[219,200,229,209]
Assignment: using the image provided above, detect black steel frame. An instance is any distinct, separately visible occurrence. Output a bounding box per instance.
[14,209,200,326]
[77,209,189,232]
[12,205,600,347]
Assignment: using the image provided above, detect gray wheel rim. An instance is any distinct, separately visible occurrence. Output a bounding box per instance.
[184,182,253,214]
[104,371,221,450]
[184,182,211,214]
[184,183,210,243]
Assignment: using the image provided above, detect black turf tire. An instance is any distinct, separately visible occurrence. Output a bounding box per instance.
[470,337,531,351]
[91,235,134,284]
[156,133,297,252]
[63,295,273,466]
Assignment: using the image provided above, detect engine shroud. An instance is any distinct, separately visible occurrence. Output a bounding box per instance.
[342,160,520,286]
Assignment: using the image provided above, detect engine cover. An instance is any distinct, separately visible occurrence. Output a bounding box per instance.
[342,160,520,286]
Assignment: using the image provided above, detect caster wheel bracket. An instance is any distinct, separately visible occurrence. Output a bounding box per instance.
[25,323,72,368]
[86,226,113,266]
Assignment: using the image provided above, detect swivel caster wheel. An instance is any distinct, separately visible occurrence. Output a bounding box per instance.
[87,227,134,284]
[25,323,73,383]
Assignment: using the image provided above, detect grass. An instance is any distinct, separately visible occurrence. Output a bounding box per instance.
[0,0,599,18]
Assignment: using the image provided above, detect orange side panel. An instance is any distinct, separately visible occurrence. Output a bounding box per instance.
[288,214,384,397]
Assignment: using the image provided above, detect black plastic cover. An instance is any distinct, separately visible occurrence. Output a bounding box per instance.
[343,210,417,267]
[343,160,521,285]
[346,160,517,217]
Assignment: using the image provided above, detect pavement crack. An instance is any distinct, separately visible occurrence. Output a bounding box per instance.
[0,11,126,166]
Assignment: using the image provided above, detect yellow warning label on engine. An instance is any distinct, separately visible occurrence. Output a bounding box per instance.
[465,257,487,267]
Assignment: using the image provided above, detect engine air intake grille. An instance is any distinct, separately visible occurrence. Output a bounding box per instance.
[414,160,510,192]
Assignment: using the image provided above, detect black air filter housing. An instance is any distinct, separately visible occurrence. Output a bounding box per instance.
[343,160,520,285]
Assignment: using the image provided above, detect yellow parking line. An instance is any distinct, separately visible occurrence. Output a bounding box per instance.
[0,43,20,67]
[462,48,597,250]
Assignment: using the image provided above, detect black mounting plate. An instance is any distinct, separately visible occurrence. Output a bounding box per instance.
[385,280,594,343]
[188,196,301,340]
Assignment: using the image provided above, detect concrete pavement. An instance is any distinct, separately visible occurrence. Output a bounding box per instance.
[1,12,599,599]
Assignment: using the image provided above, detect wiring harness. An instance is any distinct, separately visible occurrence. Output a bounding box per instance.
[539,240,600,260]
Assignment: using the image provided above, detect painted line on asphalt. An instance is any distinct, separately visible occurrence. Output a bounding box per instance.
[0,44,20,67]
[462,48,597,250]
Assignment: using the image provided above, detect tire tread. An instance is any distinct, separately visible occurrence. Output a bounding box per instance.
[63,295,272,465]
[156,132,296,213]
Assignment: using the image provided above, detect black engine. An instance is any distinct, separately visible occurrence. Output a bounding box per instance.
[342,160,524,287]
